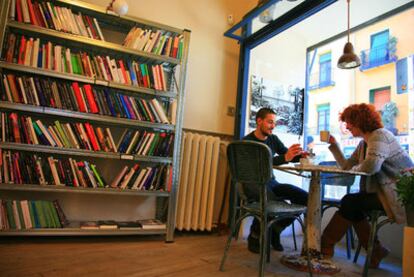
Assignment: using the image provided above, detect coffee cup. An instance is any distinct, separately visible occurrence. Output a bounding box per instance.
[320,130,330,142]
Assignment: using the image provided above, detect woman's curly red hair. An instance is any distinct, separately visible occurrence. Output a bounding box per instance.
[340,103,383,133]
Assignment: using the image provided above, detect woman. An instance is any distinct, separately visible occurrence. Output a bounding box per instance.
[321,103,413,268]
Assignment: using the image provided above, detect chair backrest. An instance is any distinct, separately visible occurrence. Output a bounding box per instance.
[227,140,272,187]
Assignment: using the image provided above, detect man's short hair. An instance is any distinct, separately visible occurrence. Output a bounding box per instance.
[256,108,276,122]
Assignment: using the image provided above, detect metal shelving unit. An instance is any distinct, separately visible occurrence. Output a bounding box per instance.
[0,0,190,241]
[0,183,170,197]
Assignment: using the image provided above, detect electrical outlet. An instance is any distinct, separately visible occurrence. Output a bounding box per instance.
[227,106,236,117]
[227,14,234,25]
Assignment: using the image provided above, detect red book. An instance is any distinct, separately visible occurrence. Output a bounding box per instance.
[171,36,179,58]
[27,0,39,26]
[13,153,22,184]
[118,60,129,85]
[33,2,46,28]
[17,36,27,65]
[84,123,100,151]
[9,113,21,143]
[83,84,99,114]
[16,0,23,22]
[71,82,87,112]
[85,15,98,40]
[20,115,31,144]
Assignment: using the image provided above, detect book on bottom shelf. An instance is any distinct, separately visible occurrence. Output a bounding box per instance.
[138,219,166,230]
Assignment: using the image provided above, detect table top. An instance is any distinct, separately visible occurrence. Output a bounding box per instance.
[274,164,369,176]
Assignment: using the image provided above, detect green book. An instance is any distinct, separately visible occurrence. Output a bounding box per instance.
[90,164,105,188]
[147,133,160,156]
[71,54,80,75]
[28,201,40,228]
[43,201,55,228]
[16,201,26,229]
[47,201,61,228]
[34,201,47,228]
[54,121,71,148]
[5,200,16,229]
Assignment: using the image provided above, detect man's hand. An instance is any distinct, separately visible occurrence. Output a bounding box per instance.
[285,144,303,162]
[328,135,337,145]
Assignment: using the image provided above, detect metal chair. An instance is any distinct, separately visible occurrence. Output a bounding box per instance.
[352,210,392,277]
[219,140,308,277]
[319,161,356,259]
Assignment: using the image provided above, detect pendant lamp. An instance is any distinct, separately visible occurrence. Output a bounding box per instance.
[337,0,361,69]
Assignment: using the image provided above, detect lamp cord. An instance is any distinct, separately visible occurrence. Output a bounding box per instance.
[347,0,350,42]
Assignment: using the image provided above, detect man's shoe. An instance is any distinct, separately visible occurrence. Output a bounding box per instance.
[247,234,260,254]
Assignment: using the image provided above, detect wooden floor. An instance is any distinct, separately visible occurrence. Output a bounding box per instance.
[0,232,402,276]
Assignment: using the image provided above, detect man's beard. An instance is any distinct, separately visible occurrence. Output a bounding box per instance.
[259,127,272,137]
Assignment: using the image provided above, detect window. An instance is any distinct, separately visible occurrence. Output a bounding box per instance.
[317,104,330,133]
[319,52,332,87]
[369,30,389,65]
[369,87,391,110]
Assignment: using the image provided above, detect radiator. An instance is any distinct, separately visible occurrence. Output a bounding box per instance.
[176,131,223,231]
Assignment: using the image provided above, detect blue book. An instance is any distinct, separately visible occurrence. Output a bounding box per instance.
[37,46,43,68]
[118,94,131,119]
[29,201,41,228]
[118,130,134,153]
[127,60,138,86]
[104,89,116,116]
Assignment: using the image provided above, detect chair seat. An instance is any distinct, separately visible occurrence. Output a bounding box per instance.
[244,200,306,216]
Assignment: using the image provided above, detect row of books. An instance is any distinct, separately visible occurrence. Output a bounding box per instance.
[1,111,174,156]
[80,219,166,230]
[9,0,105,40]
[110,163,172,191]
[123,26,184,59]
[0,149,171,191]
[0,199,67,230]
[117,129,174,156]
[1,73,174,124]
[3,33,172,91]
[0,149,105,187]
[2,112,118,152]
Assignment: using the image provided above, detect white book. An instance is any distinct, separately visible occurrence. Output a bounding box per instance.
[125,131,140,154]
[53,45,61,72]
[34,155,46,185]
[131,168,148,190]
[9,0,16,19]
[83,161,97,188]
[68,10,80,35]
[131,28,145,49]
[75,13,88,37]
[119,165,138,189]
[47,2,61,31]
[17,77,28,104]
[26,117,39,145]
[35,120,57,147]
[20,200,32,229]
[77,123,92,150]
[28,77,40,106]
[48,126,63,148]
[105,127,117,152]
[93,18,105,41]
[48,157,62,185]
[123,27,136,47]
[97,56,109,81]
[65,48,73,74]
[151,99,169,124]
[110,165,128,188]
[117,67,125,84]
[141,133,155,156]
[85,55,95,78]
[106,57,119,83]
[138,167,153,190]
[68,158,80,187]
[55,7,67,32]
[136,132,151,155]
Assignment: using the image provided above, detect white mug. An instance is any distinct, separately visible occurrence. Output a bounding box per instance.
[320,130,330,142]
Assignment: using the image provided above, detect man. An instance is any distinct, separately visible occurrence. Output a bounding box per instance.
[243,107,308,253]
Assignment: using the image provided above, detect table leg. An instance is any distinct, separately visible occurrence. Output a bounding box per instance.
[281,171,341,274]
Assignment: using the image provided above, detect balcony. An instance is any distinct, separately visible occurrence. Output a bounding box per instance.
[309,69,335,91]
[360,41,398,71]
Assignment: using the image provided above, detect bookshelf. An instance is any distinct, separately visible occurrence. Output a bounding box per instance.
[0,0,190,241]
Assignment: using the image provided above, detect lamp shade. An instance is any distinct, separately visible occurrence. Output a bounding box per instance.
[337,42,361,69]
[112,0,128,15]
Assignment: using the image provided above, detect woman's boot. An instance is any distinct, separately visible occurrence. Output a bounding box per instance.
[321,211,352,258]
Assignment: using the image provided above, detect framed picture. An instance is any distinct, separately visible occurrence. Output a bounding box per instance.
[249,75,304,135]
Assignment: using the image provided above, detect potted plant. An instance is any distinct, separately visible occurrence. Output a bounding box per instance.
[396,168,414,226]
